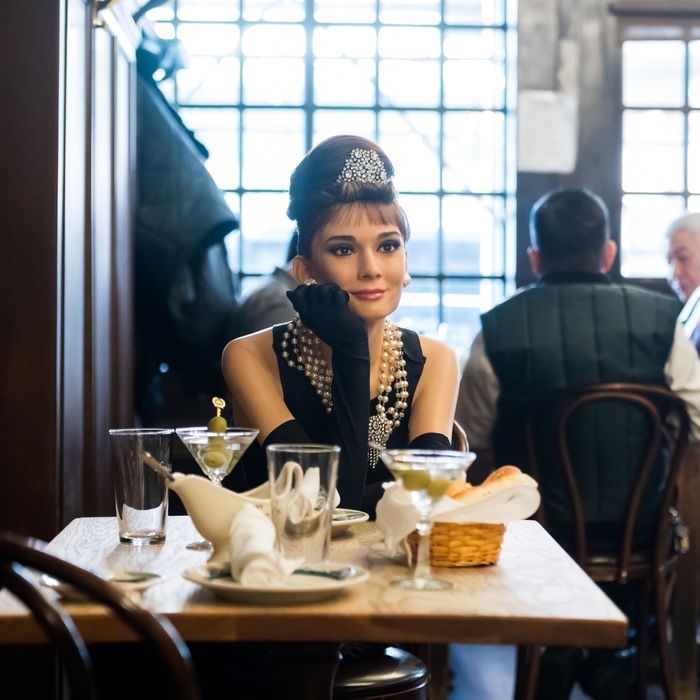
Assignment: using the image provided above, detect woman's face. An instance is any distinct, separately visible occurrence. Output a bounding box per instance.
[296,204,408,324]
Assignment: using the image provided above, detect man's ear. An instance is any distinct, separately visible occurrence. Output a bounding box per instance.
[291,255,313,285]
[601,240,618,272]
[527,247,542,276]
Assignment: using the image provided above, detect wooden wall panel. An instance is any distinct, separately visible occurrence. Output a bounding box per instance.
[0,1,63,539]
[0,0,135,538]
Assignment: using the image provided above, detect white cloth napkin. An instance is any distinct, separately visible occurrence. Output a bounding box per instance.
[228,504,300,586]
[375,475,541,557]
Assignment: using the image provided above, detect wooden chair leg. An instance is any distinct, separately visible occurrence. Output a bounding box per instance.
[635,581,650,700]
[656,569,678,700]
[514,645,540,700]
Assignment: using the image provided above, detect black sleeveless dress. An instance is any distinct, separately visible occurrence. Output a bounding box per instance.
[237,324,426,516]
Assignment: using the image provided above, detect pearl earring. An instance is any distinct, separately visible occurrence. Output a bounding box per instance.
[402,272,412,288]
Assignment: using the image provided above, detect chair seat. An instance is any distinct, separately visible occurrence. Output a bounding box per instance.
[333,646,428,699]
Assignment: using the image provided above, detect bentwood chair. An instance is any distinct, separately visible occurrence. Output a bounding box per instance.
[0,531,200,700]
[521,383,691,700]
[451,420,469,453]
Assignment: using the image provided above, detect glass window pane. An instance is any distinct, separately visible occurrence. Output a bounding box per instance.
[445,0,504,25]
[379,0,441,25]
[314,0,376,24]
[401,194,440,275]
[379,60,440,108]
[313,110,376,144]
[179,108,240,190]
[378,28,441,59]
[314,59,376,106]
[442,195,504,276]
[146,4,174,21]
[177,23,239,58]
[443,112,505,193]
[622,41,685,107]
[243,58,305,105]
[621,194,686,277]
[153,23,176,40]
[444,60,505,109]
[178,0,239,21]
[241,193,293,273]
[443,279,506,364]
[176,56,240,104]
[689,41,700,107]
[379,111,440,192]
[313,26,376,59]
[444,28,504,60]
[243,0,304,22]
[393,278,439,337]
[242,109,306,189]
[688,112,700,192]
[622,110,685,192]
[242,25,306,57]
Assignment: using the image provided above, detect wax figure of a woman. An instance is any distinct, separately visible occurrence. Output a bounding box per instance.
[223,135,459,516]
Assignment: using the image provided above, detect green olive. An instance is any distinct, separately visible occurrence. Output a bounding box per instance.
[207,415,227,433]
[399,470,431,491]
[202,450,227,469]
[426,477,451,499]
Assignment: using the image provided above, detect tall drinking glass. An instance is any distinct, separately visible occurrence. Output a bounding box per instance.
[380,449,476,591]
[267,444,340,564]
[109,428,174,545]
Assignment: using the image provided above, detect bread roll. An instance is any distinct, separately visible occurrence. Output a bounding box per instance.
[452,465,534,505]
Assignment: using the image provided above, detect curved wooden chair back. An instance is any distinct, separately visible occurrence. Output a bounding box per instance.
[523,382,690,700]
[525,382,689,580]
[451,420,469,453]
[0,531,200,700]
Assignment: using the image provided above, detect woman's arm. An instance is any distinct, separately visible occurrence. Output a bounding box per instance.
[408,336,460,441]
[221,329,294,442]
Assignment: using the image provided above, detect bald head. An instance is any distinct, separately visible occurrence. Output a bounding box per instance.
[667,213,700,301]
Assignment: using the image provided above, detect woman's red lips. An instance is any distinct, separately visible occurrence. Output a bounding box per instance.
[350,289,386,300]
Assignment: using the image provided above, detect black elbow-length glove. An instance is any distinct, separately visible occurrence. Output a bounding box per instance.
[286,283,370,509]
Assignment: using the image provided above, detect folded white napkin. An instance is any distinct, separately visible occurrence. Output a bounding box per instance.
[228,504,300,586]
[376,472,541,557]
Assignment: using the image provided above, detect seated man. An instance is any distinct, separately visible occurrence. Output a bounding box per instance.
[456,188,700,699]
[666,212,700,354]
[458,187,700,468]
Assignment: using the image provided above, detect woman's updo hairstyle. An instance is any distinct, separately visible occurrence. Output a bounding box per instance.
[287,134,408,257]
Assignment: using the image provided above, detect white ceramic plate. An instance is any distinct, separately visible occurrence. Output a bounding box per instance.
[332,508,369,536]
[182,561,369,605]
[40,571,161,602]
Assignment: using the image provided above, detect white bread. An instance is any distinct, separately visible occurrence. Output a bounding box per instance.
[450,466,536,507]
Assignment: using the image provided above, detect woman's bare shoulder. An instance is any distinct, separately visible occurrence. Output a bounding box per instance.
[222,328,276,371]
[416,335,457,363]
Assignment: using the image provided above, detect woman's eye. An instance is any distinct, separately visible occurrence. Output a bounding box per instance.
[331,246,353,256]
[379,240,401,253]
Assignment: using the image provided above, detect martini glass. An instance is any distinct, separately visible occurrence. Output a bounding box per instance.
[380,449,476,591]
[176,427,259,551]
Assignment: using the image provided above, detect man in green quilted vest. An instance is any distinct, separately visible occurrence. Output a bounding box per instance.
[455,188,700,698]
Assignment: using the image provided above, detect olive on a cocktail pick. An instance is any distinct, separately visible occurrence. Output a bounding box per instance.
[207,396,227,433]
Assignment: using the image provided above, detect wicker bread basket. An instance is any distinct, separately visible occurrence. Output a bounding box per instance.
[408,522,506,567]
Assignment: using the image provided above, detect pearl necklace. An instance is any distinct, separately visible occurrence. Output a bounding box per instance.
[281,316,409,467]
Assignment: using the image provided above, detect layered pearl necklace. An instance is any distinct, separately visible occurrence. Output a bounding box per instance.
[281,316,409,467]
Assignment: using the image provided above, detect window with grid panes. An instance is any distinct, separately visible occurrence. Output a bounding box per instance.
[619,18,700,278]
[146,0,516,358]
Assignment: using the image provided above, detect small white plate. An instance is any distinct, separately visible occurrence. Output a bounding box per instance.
[182,561,369,605]
[332,509,369,536]
[40,571,161,601]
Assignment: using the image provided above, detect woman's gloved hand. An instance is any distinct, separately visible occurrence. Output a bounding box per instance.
[286,282,367,356]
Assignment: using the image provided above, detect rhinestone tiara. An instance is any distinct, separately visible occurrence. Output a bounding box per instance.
[337,148,389,185]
